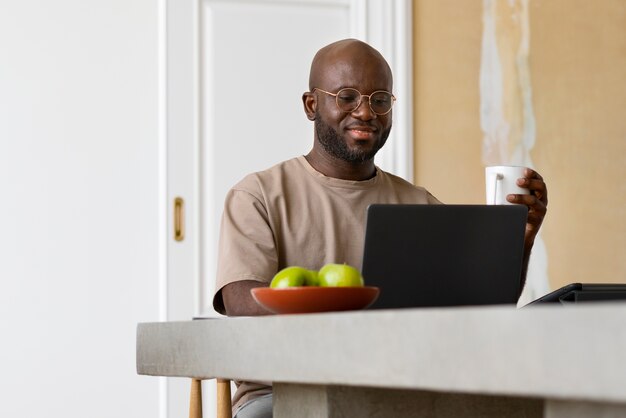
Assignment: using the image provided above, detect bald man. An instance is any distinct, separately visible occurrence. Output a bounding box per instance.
[213,39,547,418]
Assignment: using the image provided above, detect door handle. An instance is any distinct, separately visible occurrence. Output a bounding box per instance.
[174,197,185,242]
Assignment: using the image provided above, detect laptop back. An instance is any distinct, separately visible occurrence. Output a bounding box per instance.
[362,204,528,309]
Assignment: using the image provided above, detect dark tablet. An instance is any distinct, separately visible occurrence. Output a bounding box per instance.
[526,283,626,305]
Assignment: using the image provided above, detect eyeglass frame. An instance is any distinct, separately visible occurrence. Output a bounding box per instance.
[311,87,396,116]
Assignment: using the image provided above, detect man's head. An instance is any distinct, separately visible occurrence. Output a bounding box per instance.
[302,39,394,164]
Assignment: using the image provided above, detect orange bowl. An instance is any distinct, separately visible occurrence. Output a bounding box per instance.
[251,286,380,314]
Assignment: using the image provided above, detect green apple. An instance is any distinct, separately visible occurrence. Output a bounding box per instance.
[270,266,309,288]
[304,269,320,286]
[318,263,364,287]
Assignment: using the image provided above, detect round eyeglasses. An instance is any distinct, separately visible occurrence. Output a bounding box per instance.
[312,87,396,116]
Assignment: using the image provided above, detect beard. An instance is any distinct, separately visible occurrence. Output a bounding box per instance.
[314,111,391,163]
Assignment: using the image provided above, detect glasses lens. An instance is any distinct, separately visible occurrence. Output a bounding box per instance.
[335,88,361,112]
[369,91,394,114]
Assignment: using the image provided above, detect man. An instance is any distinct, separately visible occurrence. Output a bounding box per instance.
[213,39,548,418]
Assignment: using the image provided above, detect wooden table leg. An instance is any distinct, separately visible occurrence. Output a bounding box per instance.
[189,378,202,418]
[217,379,232,418]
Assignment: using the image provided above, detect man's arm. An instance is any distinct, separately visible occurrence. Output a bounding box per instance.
[506,168,548,295]
[222,280,272,316]
[213,185,278,316]
[519,245,533,298]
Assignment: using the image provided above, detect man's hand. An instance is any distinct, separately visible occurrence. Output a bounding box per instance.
[505,168,547,296]
[506,168,548,251]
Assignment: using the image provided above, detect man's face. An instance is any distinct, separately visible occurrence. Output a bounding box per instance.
[315,108,391,163]
[312,55,393,164]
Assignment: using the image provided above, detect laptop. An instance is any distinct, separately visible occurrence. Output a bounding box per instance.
[361,204,528,309]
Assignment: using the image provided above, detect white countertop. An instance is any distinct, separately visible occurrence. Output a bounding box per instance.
[136,304,626,404]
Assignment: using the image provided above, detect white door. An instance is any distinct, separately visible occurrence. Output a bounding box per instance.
[0,1,160,417]
[164,0,413,416]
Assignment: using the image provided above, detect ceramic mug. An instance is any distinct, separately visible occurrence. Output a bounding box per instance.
[485,166,530,205]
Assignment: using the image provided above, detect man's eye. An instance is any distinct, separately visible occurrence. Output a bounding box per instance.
[338,95,357,102]
[372,95,391,105]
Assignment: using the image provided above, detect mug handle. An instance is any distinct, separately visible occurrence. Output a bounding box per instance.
[493,173,504,205]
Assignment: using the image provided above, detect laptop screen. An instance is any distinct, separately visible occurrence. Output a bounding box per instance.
[361,204,528,309]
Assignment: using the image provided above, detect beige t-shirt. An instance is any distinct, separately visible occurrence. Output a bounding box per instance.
[213,155,440,413]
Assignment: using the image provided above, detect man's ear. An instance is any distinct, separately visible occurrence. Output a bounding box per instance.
[302,92,316,121]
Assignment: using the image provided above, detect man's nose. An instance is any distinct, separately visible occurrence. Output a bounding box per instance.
[351,97,376,120]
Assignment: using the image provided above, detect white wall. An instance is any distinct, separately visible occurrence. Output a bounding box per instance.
[0,1,160,416]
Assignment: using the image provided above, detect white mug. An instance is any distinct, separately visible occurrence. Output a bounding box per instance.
[485,166,530,205]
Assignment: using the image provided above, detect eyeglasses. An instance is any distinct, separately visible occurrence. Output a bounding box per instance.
[312,87,396,116]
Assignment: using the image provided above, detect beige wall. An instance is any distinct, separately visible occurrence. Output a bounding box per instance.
[412,0,625,290]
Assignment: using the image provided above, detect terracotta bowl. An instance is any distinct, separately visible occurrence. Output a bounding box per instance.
[251,286,380,314]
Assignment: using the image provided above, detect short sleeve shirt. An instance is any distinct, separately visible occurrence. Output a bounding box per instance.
[213,156,440,413]
[213,156,440,313]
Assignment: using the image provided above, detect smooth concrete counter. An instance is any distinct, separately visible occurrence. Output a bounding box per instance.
[137,304,626,417]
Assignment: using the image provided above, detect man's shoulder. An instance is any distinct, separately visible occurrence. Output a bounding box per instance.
[377,168,441,203]
[378,168,413,187]
[230,157,304,193]
[256,156,303,178]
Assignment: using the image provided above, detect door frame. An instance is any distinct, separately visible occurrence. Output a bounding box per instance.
[158,1,413,416]
[160,0,414,318]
